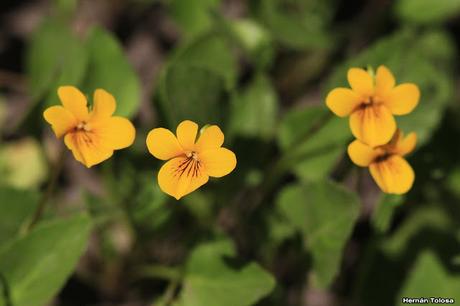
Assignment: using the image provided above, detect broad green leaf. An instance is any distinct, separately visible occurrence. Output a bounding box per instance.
[395,0,460,24]
[0,214,91,306]
[83,27,141,118]
[398,252,460,305]
[229,19,274,69]
[371,194,404,234]
[158,32,237,126]
[277,180,360,288]
[178,240,275,306]
[0,138,47,189]
[169,0,221,37]
[382,207,452,257]
[229,74,279,140]
[0,187,38,244]
[254,0,336,49]
[277,105,349,181]
[325,29,455,146]
[26,19,87,105]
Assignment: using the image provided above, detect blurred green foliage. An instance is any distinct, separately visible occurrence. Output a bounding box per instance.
[1,0,460,305]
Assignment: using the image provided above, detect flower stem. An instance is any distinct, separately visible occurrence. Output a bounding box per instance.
[26,146,66,232]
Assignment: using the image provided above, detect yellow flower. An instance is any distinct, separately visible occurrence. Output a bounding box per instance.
[348,130,417,194]
[326,66,420,147]
[146,120,237,200]
[44,86,135,168]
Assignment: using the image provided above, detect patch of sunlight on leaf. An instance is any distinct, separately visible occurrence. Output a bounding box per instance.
[83,27,141,118]
[177,240,276,306]
[229,73,279,141]
[397,252,460,305]
[0,138,47,189]
[446,166,460,198]
[276,180,360,288]
[395,0,460,24]
[0,186,38,245]
[0,214,91,306]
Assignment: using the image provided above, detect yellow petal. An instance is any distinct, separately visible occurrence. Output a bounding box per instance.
[375,65,395,97]
[57,86,89,121]
[347,68,374,97]
[394,132,417,156]
[349,104,396,147]
[176,120,198,151]
[325,88,362,117]
[43,106,77,138]
[195,125,224,151]
[64,132,113,168]
[91,117,135,150]
[200,148,237,177]
[347,139,380,167]
[146,128,183,160]
[384,83,420,115]
[158,157,209,200]
[92,89,116,119]
[369,155,414,194]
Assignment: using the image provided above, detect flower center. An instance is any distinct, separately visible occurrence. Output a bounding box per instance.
[186,151,199,161]
[76,121,91,132]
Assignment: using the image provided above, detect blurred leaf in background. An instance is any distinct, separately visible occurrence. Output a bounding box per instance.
[395,0,460,24]
[277,180,360,288]
[0,214,91,306]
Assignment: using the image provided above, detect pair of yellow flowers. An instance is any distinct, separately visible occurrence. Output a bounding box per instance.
[43,86,237,200]
[326,66,420,194]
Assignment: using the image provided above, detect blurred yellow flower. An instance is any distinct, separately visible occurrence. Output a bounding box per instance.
[146,120,237,200]
[44,86,135,168]
[348,130,416,194]
[326,66,420,147]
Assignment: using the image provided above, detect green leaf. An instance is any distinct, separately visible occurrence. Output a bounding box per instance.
[382,207,452,257]
[158,32,237,126]
[395,0,460,24]
[26,19,87,105]
[325,29,455,146]
[371,194,404,234]
[0,187,38,244]
[398,252,460,305]
[0,214,92,306]
[83,27,141,118]
[254,0,336,49]
[178,240,276,306]
[0,138,47,189]
[277,180,360,288]
[169,0,221,37]
[277,105,349,181]
[229,74,279,140]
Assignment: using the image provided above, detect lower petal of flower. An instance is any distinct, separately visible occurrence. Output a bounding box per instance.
[349,104,396,147]
[158,156,209,200]
[369,155,414,194]
[64,131,113,168]
[199,148,237,177]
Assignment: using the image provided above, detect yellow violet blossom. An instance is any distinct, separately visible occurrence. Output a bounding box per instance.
[326,66,420,147]
[44,86,135,168]
[146,120,237,200]
[348,130,416,194]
